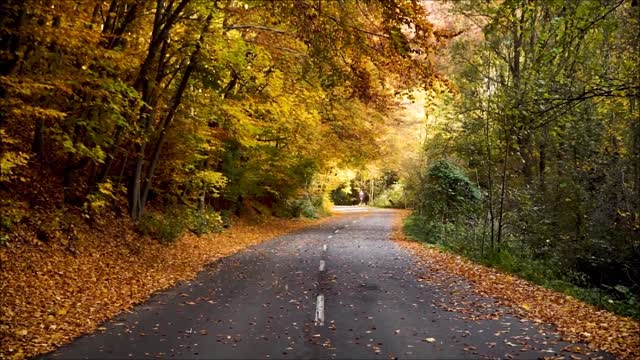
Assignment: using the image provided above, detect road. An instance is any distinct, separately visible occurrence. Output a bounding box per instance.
[44,207,606,359]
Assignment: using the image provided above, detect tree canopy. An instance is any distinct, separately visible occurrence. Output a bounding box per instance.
[399,0,640,318]
[0,0,446,225]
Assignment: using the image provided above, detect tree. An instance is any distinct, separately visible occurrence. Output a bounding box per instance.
[405,0,639,312]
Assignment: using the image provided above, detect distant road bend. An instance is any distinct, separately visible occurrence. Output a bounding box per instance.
[46,206,607,359]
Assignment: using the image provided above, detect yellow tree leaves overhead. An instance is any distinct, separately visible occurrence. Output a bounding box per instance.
[0,0,445,223]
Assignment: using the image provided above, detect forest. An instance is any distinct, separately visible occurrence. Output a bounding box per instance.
[0,0,639,358]
[331,0,640,319]
[398,0,640,319]
[0,0,443,227]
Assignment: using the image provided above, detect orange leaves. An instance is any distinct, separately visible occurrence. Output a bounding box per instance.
[0,214,324,360]
[391,212,640,360]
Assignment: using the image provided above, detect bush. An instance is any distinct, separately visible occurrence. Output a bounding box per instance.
[287,198,318,218]
[278,194,329,219]
[186,207,223,235]
[404,214,480,254]
[0,199,28,234]
[138,209,186,243]
[403,215,441,244]
[372,182,407,208]
[330,181,360,205]
[416,159,481,221]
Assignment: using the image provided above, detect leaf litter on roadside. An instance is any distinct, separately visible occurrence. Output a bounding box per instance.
[391,211,640,360]
[0,215,330,359]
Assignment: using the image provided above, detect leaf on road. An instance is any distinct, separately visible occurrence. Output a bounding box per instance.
[1,215,327,359]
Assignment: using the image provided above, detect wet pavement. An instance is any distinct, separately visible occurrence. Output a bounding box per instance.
[43,207,610,359]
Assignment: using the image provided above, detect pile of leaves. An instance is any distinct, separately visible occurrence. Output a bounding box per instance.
[0,214,325,359]
[392,212,640,360]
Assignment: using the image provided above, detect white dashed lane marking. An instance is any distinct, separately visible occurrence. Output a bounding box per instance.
[319,260,326,272]
[323,244,327,251]
[315,294,325,326]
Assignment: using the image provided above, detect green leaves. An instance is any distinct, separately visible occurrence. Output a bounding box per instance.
[416,0,640,323]
[419,159,482,218]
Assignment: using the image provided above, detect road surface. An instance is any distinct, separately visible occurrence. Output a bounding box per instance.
[44,207,607,359]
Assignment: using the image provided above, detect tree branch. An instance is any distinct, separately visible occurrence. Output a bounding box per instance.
[223,24,289,34]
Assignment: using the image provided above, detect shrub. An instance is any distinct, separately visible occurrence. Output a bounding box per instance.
[0,199,28,234]
[186,207,223,235]
[287,198,318,218]
[278,194,328,219]
[416,159,481,221]
[83,180,120,220]
[403,214,438,244]
[219,209,233,228]
[138,209,186,243]
[330,181,360,205]
[372,182,407,208]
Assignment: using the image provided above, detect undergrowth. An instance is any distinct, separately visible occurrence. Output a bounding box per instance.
[276,194,331,219]
[138,206,223,243]
[403,213,640,320]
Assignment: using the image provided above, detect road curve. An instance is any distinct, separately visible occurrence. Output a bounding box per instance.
[43,207,607,359]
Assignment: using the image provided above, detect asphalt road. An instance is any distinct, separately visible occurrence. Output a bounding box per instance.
[44,207,608,359]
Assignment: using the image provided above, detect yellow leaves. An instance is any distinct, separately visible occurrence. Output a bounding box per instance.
[9,349,24,360]
[521,303,531,311]
[194,170,228,191]
[0,149,30,182]
[10,105,66,120]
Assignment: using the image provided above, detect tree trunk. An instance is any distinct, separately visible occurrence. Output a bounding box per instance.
[538,124,548,191]
[129,141,147,219]
[517,130,534,185]
[133,0,191,92]
[484,84,495,251]
[487,122,495,250]
[102,0,140,49]
[0,1,25,155]
[497,125,510,251]
[0,0,24,75]
[102,0,119,36]
[132,12,212,219]
[126,1,192,219]
[632,0,640,214]
[32,118,44,159]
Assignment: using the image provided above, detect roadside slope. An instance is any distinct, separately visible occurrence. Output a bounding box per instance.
[393,212,640,359]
